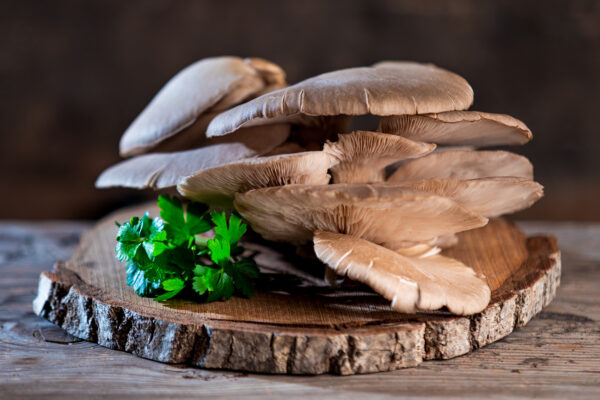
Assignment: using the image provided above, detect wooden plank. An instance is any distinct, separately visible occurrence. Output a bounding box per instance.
[32,204,558,374]
[0,221,599,399]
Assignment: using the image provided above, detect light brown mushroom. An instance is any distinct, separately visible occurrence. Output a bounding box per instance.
[96,124,290,189]
[206,61,474,137]
[378,111,532,147]
[388,150,533,183]
[244,57,287,85]
[393,177,544,218]
[147,83,291,154]
[177,151,334,207]
[313,231,491,315]
[323,131,436,183]
[233,184,487,247]
[119,56,280,157]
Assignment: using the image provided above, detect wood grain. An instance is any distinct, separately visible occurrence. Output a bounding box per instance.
[29,204,561,375]
[1,221,598,398]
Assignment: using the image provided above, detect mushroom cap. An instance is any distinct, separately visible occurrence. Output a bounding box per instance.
[323,131,436,183]
[378,111,532,147]
[244,57,287,85]
[234,184,488,247]
[393,177,544,218]
[206,61,474,137]
[387,150,534,183]
[119,56,267,157]
[144,83,291,154]
[96,124,290,189]
[177,151,334,207]
[313,231,491,315]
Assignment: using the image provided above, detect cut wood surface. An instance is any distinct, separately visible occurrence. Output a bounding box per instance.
[1,219,599,398]
[24,203,560,376]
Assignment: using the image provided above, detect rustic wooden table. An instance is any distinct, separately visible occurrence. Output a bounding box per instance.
[1,221,599,399]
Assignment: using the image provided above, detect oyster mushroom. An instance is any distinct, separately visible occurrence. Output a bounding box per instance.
[206,61,474,137]
[119,56,286,157]
[394,177,544,218]
[378,111,532,147]
[233,184,487,247]
[388,150,533,183]
[96,124,290,189]
[244,57,286,85]
[313,231,491,315]
[323,131,436,183]
[177,151,334,207]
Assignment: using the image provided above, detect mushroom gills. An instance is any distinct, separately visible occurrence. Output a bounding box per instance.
[378,111,532,147]
[234,184,487,246]
[388,150,533,183]
[324,131,436,184]
[390,177,544,218]
[177,151,334,207]
[313,231,491,315]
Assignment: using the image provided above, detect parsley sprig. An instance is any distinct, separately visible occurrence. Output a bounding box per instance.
[115,195,259,302]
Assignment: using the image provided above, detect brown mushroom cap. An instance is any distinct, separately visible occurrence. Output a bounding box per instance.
[234,184,487,247]
[119,56,268,157]
[244,57,287,85]
[393,177,544,218]
[206,61,474,137]
[96,124,290,189]
[388,150,534,183]
[323,131,436,183]
[313,231,491,315]
[378,111,532,147]
[177,151,333,207]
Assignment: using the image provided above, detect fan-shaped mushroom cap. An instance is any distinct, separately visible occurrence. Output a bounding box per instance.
[206,62,474,137]
[378,111,532,147]
[177,151,333,207]
[388,150,533,183]
[394,177,543,218]
[143,82,291,154]
[96,124,290,189]
[313,231,491,315]
[244,57,286,85]
[323,131,436,183]
[119,56,268,157]
[234,184,487,247]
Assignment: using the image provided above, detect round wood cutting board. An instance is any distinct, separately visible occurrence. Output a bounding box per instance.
[33,203,561,375]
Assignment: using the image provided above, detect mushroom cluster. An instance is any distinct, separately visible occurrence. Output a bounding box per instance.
[98,56,543,316]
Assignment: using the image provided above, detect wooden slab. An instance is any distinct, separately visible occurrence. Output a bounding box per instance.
[32,203,561,375]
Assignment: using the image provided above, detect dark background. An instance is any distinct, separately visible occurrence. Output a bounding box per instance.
[2,0,599,220]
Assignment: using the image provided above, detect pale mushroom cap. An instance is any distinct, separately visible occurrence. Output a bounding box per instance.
[234,184,488,247]
[378,111,532,147]
[388,150,534,183]
[177,151,334,207]
[96,124,290,189]
[244,57,287,85]
[119,56,265,157]
[393,177,544,218]
[313,231,491,315]
[206,62,474,137]
[150,83,290,154]
[323,131,436,183]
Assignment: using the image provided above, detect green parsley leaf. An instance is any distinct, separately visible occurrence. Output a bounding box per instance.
[158,194,211,245]
[116,196,261,303]
[125,262,162,297]
[212,212,246,244]
[207,237,230,266]
[154,278,185,301]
